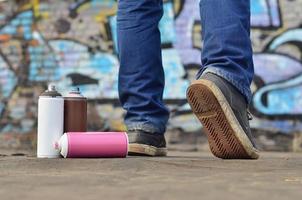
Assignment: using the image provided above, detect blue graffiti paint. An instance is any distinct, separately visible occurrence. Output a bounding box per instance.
[253,73,302,115]
[159,1,176,44]
[251,0,281,28]
[109,15,117,52]
[174,0,201,66]
[49,40,119,98]
[0,11,33,40]
[0,57,17,114]
[269,29,302,50]
[253,53,302,84]
[0,59,17,98]
[162,49,190,99]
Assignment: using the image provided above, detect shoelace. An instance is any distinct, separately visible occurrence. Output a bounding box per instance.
[247,110,253,120]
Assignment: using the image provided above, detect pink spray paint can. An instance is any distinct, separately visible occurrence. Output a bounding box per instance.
[55,132,128,158]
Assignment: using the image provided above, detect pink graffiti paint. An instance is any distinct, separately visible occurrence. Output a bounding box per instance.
[55,132,128,158]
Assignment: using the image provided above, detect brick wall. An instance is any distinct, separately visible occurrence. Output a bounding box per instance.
[0,0,301,151]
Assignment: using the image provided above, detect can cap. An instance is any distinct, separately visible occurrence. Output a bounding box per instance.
[56,133,68,158]
[65,87,86,98]
[40,84,62,97]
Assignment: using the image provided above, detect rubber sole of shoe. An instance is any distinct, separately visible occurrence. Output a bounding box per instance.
[128,143,167,157]
[187,80,259,159]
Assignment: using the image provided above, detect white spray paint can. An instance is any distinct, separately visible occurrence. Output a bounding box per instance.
[37,84,64,158]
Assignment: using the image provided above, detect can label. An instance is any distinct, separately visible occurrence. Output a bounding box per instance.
[64,88,87,132]
[37,85,64,158]
[56,132,128,158]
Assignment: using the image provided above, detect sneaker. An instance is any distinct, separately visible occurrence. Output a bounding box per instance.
[127,130,167,156]
[186,72,259,159]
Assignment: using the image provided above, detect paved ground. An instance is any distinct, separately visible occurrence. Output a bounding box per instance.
[0,150,302,200]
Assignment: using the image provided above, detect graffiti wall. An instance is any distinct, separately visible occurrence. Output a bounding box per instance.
[0,0,302,149]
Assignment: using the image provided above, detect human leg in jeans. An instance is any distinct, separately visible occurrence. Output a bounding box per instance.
[187,0,259,159]
[117,0,260,158]
[117,0,168,156]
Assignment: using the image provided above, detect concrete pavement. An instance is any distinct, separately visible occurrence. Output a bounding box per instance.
[0,150,302,200]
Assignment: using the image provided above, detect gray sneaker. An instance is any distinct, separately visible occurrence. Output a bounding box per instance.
[127,130,167,156]
[187,72,259,159]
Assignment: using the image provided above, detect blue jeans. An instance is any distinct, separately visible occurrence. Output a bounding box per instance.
[117,0,254,135]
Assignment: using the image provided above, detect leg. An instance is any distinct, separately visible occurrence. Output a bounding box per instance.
[117,0,168,156]
[187,0,259,159]
[198,0,254,103]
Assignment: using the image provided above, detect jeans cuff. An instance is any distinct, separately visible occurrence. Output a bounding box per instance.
[126,123,165,135]
[197,67,252,103]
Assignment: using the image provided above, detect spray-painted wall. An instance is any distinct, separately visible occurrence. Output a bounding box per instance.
[0,0,302,148]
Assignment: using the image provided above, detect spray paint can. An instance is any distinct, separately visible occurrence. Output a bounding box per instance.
[37,84,64,158]
[64,87,87,132]
[55,132,128,158]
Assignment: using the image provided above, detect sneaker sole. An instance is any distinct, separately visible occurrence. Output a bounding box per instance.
[187,80,259,159]
[128,144,167,156]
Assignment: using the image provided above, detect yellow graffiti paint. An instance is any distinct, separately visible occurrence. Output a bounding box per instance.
[31,0,40,17]
[95,6,117,23]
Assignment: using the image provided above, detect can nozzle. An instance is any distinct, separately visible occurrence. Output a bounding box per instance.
[48,84,57,92]
[54,141,60,150]
[66,87,85,98]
